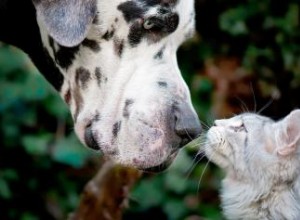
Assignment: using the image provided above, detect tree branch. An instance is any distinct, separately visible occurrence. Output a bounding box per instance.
[69,161,141,220]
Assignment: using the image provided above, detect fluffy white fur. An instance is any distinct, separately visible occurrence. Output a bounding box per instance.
[205,110,300,220]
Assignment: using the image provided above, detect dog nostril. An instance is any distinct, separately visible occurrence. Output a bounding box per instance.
[84,124,100,150]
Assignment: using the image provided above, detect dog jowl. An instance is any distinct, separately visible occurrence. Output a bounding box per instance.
[1,0,201,171]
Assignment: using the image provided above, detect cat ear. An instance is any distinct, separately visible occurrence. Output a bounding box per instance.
[33,0,97,47]
[276,109,300,156]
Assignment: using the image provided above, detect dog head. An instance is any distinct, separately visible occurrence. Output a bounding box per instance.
[34,0,201,171]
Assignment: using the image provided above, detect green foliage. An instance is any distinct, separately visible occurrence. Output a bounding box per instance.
[124,150,223,219]
[0,44,95,219]
[52,133,93,168]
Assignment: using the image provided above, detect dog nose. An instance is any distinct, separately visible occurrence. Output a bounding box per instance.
[174,103,202,145]
[84,124,100,150]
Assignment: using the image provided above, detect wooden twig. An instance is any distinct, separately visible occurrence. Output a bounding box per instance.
[69,161,141,220]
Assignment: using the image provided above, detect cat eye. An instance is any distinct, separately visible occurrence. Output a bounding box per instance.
[230,123,246,132]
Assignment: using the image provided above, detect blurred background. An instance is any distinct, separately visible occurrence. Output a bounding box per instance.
[0,0,299,219]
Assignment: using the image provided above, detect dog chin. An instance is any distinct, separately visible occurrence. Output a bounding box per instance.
[110,146,178,172]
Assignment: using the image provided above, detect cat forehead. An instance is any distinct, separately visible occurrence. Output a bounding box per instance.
[215,113,274,130]
[233,113,274,124]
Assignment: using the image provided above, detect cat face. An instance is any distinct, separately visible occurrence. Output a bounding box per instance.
[205,110,300,182]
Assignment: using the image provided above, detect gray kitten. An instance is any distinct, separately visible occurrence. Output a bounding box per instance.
[204,110,300,220]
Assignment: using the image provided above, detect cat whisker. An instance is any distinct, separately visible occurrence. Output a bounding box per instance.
[206,116,215,128]
[184,150,207,181]
[183,126,193,141]
[196,144,218,194]
[249,82,257,113]
[197,156,212,194]
[184,133,208,150]
[257,98,274,114]
[201,122,212,131]
[235,95,250,113]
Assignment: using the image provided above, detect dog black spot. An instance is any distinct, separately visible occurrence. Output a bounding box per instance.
[102,29,115,41]
[127,12,179,46]
[145,13,180,35]
[55,43,80,69]
[49,36,100,69]
[162,13,179,33]
[154,45,165,59]
[114,39,124,57]
[158,6,170,14]
[154,50,163,59]
[94,112,101,122]
[112,121,122,138]
[95,67,103,86]
[64,89,71,105]
[82,39,101,52]
[73,87,83,123]
[158,81,168,88]
[164,0,178,5]
[48,36,55,52]
[118,1,146,23]
[123,99,134,118]
[41,47,64,90]
[115,18,119,23]
[49,36,80,69]
[93,14,100,24]
[75,67,91,89]
[138,0,178,7]
[128,22,144,47]
[138,0,161,7]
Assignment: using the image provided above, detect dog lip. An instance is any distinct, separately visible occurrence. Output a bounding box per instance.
[142,150,178,173]
[142,161,170,173]
[84,124,100,150]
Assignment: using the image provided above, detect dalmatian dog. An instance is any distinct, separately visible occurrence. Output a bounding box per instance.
[0,0,201,171]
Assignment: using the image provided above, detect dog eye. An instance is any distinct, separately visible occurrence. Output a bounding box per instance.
[143,19,155,29]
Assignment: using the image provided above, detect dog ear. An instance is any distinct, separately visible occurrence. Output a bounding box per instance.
[33,0,97,47]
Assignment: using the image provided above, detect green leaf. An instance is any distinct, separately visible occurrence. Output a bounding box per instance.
[0,179,11,199]
[21,74,50,101]
[21,212,39,220]
[0,45,29,74]
[51,133,93,168]
[44,95,70,120]
[131,177,165,209]
[169,149,194,173]
[163,199,187,220]
[22,134,53,156]
[219,7,249,35]
[2,169,18,181]
[165,172,187,193]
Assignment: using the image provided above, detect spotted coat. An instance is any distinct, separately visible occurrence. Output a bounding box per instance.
[0,0,201,170]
